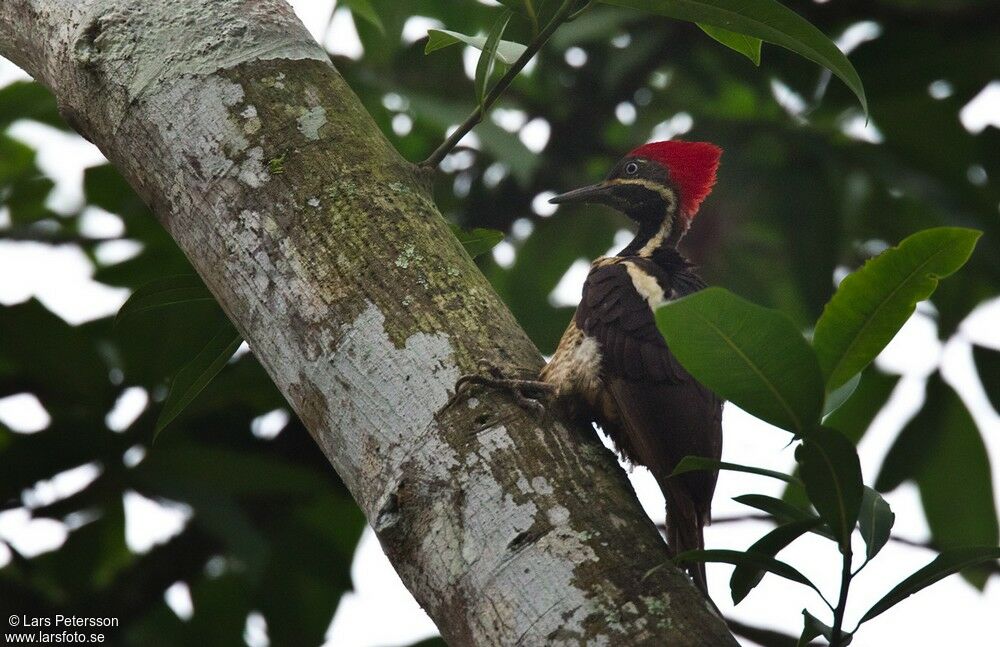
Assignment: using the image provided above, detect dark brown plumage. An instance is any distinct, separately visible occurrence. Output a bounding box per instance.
[539,141,724,597]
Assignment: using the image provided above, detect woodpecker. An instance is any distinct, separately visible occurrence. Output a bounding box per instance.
[540,140,724,596]
[454,140,724,597]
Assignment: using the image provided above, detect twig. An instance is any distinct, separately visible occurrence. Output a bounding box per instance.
[830,549,853,646]
[420,0,580,168]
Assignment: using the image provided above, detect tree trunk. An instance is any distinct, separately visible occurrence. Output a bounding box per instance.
[0,1,736,644]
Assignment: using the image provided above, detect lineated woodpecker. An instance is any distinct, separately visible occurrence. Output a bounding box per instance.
[454,140,724,597]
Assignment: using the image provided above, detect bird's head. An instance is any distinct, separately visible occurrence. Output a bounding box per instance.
[549,140,721,243]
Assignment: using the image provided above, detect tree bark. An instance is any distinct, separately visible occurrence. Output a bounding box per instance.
[0,1,736,644]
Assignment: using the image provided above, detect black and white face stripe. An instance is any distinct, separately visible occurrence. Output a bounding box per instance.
[606,177,677,218]
[605,157,679,222]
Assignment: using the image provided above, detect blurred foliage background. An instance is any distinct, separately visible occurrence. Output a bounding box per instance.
[0,0,997,645]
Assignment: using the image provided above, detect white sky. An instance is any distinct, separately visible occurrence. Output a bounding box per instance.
[1,1,999,645]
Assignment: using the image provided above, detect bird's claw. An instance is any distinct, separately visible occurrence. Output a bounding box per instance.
[448,361,555,417]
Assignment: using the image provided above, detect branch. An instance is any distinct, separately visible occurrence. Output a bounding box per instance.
[0,0,737,644]
[420,0,580,168]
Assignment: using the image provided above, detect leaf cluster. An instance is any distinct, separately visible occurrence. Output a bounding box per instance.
[658,227,997,644]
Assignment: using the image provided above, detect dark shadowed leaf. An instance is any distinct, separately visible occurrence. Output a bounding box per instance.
[673,456,800,485]
[599,0,867,112]
[877,375,998,587]
[858,487,894,562]
[797,610,851,647]
[972,344,1000,414]
[405,639,448,647]
[135,443,334,497]
[116,275,216,325]
[796,613,820,647]
[795,427,864,553]
[784,369,900,509]
[0,81,62,129]
[0,300,111,403]
[496,0,534,17]
[155,322,243,436]
[731,519,821,603]
[698,23,761,65]
[341,0,385,33]
[734,494,817,524]
[814,227,981,390]
[859,547,1000,624]
[656,287,824,434]
[733,495,835,544]
[676,549,820,595]
[450,224,505,258]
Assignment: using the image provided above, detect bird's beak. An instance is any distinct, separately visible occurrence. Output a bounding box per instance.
[548,181,614,205]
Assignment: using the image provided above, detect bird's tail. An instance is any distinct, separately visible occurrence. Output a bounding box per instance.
[664,485,711,601]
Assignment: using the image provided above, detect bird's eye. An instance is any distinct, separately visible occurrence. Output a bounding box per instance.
[625,162,639,175]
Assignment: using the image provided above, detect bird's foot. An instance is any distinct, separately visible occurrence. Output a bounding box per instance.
[448,360,555,417]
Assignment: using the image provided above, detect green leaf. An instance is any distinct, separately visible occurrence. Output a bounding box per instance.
[823,369,899,445]
[496,0,535,18]
[672,456,800,485]
[822,372,861,419]
[877,375,998,587]
[972,344,1000,414]
[450,224,505,258]
[858,486,894,562]
[599,0,867,113]
[782,368,899,510]
[796,615,820,647]
[425,28,527,65]
[730,519,821,603]
[797,610,852,647]
[655,287,824,435]
[795,427,864,553]
[155,322,243,436]
[698,23,761,65]
[814,227,981,390]
[0,82,62,130]
[859,547,1000,625]
[340,0,384,34]
[116,275,216,326]
[733,494,832,536]
[675,549,820,595]
[475,11,515,108]
[735,494,814,521]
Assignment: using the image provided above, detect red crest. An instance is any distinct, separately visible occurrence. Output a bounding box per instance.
[628,140,722,219]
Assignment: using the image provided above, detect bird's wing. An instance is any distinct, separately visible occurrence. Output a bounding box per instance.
[605,377,722,518]
[575,262,685,384]
[576,261,722,514]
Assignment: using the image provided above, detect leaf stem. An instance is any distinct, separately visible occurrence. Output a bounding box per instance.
[420,0,579,169]
[566,0,595,21]
[831,548,853,646]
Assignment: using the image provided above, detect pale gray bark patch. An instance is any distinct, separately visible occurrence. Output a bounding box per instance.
[297,105,327,140]
[71,0,328,103]
[308,304,613,645]
[314,301,461,508]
